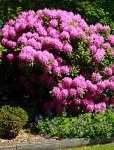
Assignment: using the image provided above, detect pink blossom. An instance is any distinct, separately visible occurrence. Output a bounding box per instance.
[27,38,37,47]
[92,72,101,82]
[52,39,63,50]
[50,19,58,27]
[35,50,54,65]
[89,84,97,92]
[111,50,114,56]
[26,32,33,38]
[52,87,63,100]
[36,27,47,36]
[94,104,101,112]
[94,102,106,112]
[63,42,73,53]
[19,46,36,62]
[7,19,15,25]
[47,27,59,38]
[62,77,72,87]
[102,25,110,33]
[81,99,88,106]
[86,80,92,88]
[103,80,110,87]
[93,48,105,63]
[2,25,9,38]
[61,89,69,98]
[112,65,114,72]
[72,76,85,87]
[56,56,63,64]
[1,38,8,46]
[7,53,14,62]
[108,35,114,46]
[95,23,103,30]
[97,82,106,90]
[51,60,58,68]
[87,25,97,33]
[60,31,70,39]
[100,102,106,111]
[60,66,70,75]
[8,27,16,37]
[111,76,114,82]
[53,67,61,75]
[77,87,84,95]
[86,104,94,112]
[68,88,77,97]
[103,43,111,49]
[7,41,16,49]
[108,82,114,91]
[74,99,81,105]
[69,27,79,38]
[89,45,97,53]
[43,65,52,71]
[88,34,104,47]
[105,68,113,76]
[34,42,42,50]
[18,36,27,44]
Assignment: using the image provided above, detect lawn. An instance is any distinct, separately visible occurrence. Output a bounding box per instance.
[60,144,114,150]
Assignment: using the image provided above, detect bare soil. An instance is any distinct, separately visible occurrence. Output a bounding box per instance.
[0,129,59,147]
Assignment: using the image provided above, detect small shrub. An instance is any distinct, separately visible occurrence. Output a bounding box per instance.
[34,107,114,139]
[0,105,28,139]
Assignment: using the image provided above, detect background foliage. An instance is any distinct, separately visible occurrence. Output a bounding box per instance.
[0,0,114,32]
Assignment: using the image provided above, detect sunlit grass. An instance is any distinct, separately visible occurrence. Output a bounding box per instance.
[59,144,114,150]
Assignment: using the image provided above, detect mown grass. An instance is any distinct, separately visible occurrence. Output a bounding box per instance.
[59,144,114,150]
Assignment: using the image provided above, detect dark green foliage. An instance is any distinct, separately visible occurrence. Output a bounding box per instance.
[0,0,114,31]
[34,107,114,139]
[0,105,28,139]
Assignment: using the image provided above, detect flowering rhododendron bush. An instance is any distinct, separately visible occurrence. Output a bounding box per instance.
[1,9,114,114]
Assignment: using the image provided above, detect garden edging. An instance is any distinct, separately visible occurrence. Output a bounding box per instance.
[0,137,114,150]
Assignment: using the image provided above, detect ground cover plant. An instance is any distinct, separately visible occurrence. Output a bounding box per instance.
[34,107,114,139]
[1,8,114,139]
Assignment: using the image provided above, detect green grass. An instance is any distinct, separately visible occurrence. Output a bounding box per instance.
[59,144,114,150]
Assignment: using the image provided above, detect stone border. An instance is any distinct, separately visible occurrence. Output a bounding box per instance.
[0,137,114,150]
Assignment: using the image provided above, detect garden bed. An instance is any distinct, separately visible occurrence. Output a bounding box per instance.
[0,129,58,147]
[1,8,114,150]
[0,130,114,150]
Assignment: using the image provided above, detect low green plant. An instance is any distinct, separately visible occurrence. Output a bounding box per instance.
[0,105,28,139]
[34,107,114,139]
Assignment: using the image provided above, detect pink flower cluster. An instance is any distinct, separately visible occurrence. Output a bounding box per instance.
[1,9,113,68]
[50,75,114,113]
[1,9,114,114]
[1,9,113,66]
[2,9,77,75]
